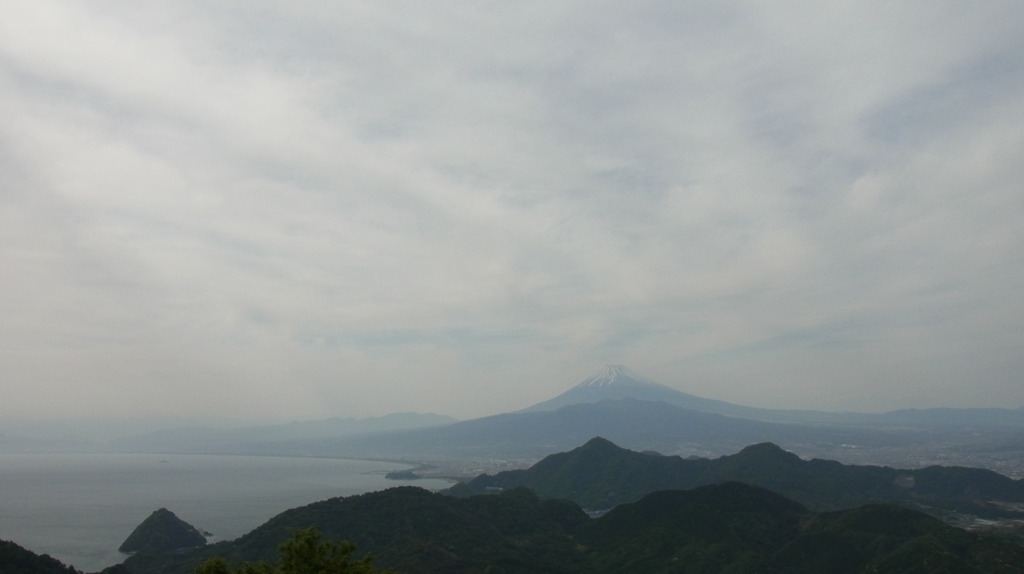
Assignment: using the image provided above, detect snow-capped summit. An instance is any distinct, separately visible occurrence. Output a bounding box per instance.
[523,366,914,425]
[522,365,739,413]
[573,364,660,388]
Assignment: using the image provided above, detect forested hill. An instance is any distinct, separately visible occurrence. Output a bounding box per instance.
[0,539,80,574]
[448,437,1024,518]
[10,438,1024,573]
[108,484,1024,574]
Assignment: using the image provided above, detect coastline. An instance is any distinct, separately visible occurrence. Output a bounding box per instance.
[0,452,453,573]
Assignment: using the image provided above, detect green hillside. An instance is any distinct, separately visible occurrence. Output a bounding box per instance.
[105,482,1024,574]
[449,437,1024,517]
[0,539,80,574]
[119,508,207,554]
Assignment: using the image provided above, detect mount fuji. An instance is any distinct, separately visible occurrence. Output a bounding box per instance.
[96,365,1024,467]
[522,364,812,423]
[522,365,741,414]
[524,365,1024,428]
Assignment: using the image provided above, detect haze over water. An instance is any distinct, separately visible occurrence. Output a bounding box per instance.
[0,453,450,573]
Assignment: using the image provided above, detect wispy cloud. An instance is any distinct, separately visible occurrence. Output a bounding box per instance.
[1,0,1022,422]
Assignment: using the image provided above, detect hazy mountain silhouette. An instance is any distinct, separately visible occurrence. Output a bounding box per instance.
[520,364,739,413]
[523,365,1024,427]
[448,437,1024,519]
[325,397,905,462]
[86,365,1024,467]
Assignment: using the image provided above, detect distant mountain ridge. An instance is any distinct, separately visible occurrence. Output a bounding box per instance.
[523,365,1024,427]
[94,366,1024,474]
[17,365,1018,473]
[327,394,1024,471]
[327,398,844,461]
[448,437,1024,519]
[521,364,742,415]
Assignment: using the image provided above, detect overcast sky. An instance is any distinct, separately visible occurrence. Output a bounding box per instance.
[2,1,1023,425]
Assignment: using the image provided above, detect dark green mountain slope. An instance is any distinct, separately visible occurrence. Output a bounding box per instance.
[448,437,1024,518]
[106,484,1024,574]
[119,508,207,554]
[0,539,80,574]
[116,486,590,574]
[583,483,1024,573]
[448,436,710,510]
[768,504,1024,574]
[581,482,807,573]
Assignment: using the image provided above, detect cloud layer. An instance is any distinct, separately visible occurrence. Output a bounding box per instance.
[2,1,1022,422]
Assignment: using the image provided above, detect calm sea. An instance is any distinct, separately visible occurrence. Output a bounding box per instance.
[0,453,451,573]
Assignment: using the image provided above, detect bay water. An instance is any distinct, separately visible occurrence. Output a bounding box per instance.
[0,453,452,573]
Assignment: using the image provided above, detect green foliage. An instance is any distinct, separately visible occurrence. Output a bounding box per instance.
[112,481,1024,574]
[0,539,80,574]
[195,527,391,574]
[120,508,207,554]
[766,504,1024,574]
[582,483,805,573]
[450,437,1024,519]
[207,486,589,574]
